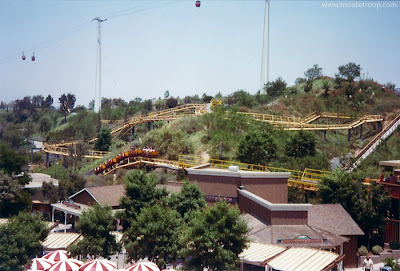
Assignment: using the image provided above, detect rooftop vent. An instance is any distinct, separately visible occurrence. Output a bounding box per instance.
[229,166,239,172]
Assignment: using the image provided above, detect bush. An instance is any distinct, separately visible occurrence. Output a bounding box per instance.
[383,257,400,271]
[390,241,400,250]
[372,245,383,255]
[358,246,368,256]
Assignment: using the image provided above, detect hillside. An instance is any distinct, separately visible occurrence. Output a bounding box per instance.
[1,73,400,185]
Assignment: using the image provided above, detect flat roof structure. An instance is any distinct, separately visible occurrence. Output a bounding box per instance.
[25,173,59,189]
[266,247,342,271]
[42,233,82,252]
[380,160,400,168]
[239,242,285,266]
[186,167,291,179]
[240,242,343,271]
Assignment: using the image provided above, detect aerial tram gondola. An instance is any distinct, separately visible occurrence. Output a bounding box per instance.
[31,53,35,61]
[22,52,26,60]
[195,0,200,7]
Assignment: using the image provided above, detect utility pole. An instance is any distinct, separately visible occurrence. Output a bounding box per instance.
[93,17,107,114]
[261,0,270,88]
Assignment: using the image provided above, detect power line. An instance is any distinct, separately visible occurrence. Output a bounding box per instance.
[0,1,170,65]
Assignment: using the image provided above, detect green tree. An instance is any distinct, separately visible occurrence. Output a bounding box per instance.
[288,186,306,203]
[304,64,322,81]
[42,182,59,203]
[59,93,76,122]
[318,169,391,246]
[181,201,249,271]
[166,97,178,108]
[202,93,213,103]
[201,107,249,160]
[94,127,112,151]
[43,95,53,109]
[39,115,53,134]
[2,123,26,147]
[142,99,153,114]
[124,205,182,268]
[0,212,49,271]
[264,77,287,97]
[68,205,121,260]
[335,62,361,82]
[118,170,168,225]
[237,129,277,165]
[0,144,27,175]
[295,77,306,85]
[227,90,256,108]
[164,90,170,99]
[0,172,31,217]
[285,130,316,158]
[168,181,206,221]
[68,141,89,171]
[142,127,193,160]
[70,110,100,140]
[385,82,396,90]
[322,80,330,98]
[58,172,86,200]
[304,80,313,93]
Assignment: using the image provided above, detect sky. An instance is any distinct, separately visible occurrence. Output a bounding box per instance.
[0,0,399,107]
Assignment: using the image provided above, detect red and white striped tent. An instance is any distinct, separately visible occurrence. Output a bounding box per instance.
[42,250,70,262]
[79,259,117,271]
[124,262,160,271]
[48,259,83,271]
[28,258,54,270]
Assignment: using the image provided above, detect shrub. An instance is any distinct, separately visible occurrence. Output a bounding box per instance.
[358,246,368,256]
[383,257,400,271]
[390,241,400,250]
[372,245,383,255]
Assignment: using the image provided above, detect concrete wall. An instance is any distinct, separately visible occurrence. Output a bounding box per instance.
[238,190,310,225]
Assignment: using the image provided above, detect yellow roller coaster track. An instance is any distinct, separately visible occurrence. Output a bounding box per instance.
[97,154,330,191]
[240,112,383,131]
[42,101,384,159]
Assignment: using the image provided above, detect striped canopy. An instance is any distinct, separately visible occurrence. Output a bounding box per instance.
[29,258,55,270]
[79,259,117,271]
[48,259,83,271]
[124,262,160,271]
[42,250,70,262]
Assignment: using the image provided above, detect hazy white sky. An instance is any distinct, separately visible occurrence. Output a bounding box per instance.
[0,0,399,106]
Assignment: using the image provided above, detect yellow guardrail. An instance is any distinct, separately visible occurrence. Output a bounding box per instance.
[42,144,109,159]
[178,155,331,189]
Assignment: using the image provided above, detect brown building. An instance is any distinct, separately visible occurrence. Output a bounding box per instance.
[50,185,125,232]
[186,166,290,204]
[237,189,363,268]
[49,166,363,269]
[379,160,400,242]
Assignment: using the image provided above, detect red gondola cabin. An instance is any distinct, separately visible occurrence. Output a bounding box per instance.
[22,52,26,60]
[31,53,35,61]
[195,0,200,7]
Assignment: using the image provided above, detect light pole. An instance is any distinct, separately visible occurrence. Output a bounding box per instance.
[93,17,107,113]
[261,0,270,88]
